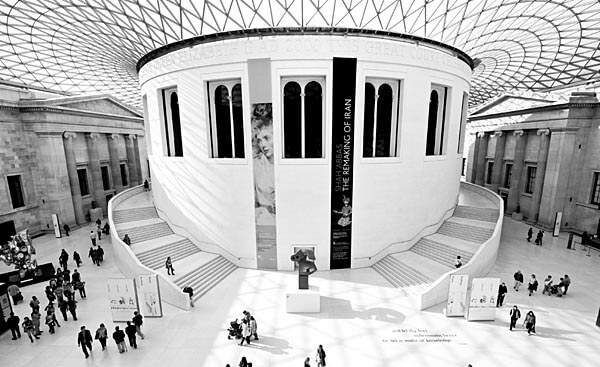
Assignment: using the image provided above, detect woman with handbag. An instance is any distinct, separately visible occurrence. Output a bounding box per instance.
[316,345,326,366]
[95,323,108,350]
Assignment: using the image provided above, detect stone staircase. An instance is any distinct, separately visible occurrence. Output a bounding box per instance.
[113,192,237,305]
[174,256,238,303]
[372,203,498,295]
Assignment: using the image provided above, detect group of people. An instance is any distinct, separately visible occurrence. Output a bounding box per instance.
[227,345,326,367]
[542,274,572,297]
[526,227,545,246]
[509,305,537,335]
[237,310,258,346]
[76,311,145,359]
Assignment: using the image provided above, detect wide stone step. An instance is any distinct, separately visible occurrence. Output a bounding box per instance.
[123,222,174,244]
[453,205,498,223]
[437,221,494,243]
[372,255,433,288]
[173,257,237,301]
[175,256,229,286]
[138,239,200,270]
[411,238,474,268]
[113,206,158,224]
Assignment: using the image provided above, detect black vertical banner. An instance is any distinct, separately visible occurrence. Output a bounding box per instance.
[330,57,357,269]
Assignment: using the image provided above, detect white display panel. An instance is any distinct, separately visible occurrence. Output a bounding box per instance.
[446,274,469,317]
[466,278,500,321]
[107,278,139,322]
[136,274,162,317]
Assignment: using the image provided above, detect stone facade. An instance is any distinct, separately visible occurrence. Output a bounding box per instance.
[466,92,600,234]
[0,85,147,236]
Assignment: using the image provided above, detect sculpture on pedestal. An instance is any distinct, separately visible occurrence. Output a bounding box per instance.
[290,249,317,290]
[0,229,37,277]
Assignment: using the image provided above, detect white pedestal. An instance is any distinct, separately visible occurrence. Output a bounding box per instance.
[286,285,320,313]
[511,212,523,221]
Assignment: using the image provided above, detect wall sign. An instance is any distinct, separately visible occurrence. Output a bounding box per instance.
[136,274,162,317]
[466,278,500,321]
[330,57,357,269]
[107,278,139,322]
[446,274,469,317]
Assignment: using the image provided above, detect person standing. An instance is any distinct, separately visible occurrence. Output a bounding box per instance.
[96,223,102,241]
[45,302,61,327]
[112,326,127,353]
[22,316,38,342]
[72,269,86,298]
[67,298,78,320]
[90,230,97,246]
[73,251,82,267]
[78,325,93,358]
[97,245,104,264]
[497,282,508,307]
[527,274,538,296]
[7,312,21,340]
[563,274,571,295]
[30,295,40,313]
[183,286,194,307]
[509,305,521,331]
[542,275,553,295]
[239,319,250,346]
[89,246,98,266]
[238,357,248,367]
[125,321,138,349]
[165,256,175,275]
[45,310,56,334]
[63,224,70,236]
[304,357,311,367]
[316,345,327,367]
[249,316,258,340]
[513,270,523,291]
[133,311,145,339]
[123,234,131,246]
[58,299,69,321]
[95,323,108,351]
[59,249,69,270]
[454,256,462,268]
[144,179,150,191]
[7,283,21,305]
[523,311,536,335]
[527,227,533,242]
[536,230,544,246]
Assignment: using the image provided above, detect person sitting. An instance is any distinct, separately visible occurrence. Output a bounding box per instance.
[123,234,131,246]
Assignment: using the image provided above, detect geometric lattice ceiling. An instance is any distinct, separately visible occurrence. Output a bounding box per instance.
[1,0,600,109]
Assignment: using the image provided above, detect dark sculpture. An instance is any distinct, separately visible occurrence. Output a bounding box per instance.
[290,249,317,290]
[0,229,37,277]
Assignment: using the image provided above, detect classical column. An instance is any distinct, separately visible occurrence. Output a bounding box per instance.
[506,130,526,214]
[528,129,550,222]
[474,132,489,186]
[125,134,141,186]
[86,133,107,215]
[133,136,143,183]
[63,132,86,224]
[490,131,506,193]
[107,134,123,192]
[469,133,480,183]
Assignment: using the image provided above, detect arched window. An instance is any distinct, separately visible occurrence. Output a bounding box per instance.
[160,87,183,157]
[282,77,325,159]
[426,84,449,156]
[362,79,401,158]
[208,80,245,158]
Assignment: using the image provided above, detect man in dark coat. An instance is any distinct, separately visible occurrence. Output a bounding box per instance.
[125,321,138,349]
[77,325,93,358]
[497,282,508,307]
[509,305,521,331]
[7,312,21,340]
[133,311,145,339]
[113,326,127,353]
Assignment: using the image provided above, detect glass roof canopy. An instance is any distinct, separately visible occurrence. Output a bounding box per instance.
[1,0,599,109]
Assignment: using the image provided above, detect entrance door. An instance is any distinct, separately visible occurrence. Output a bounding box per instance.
[500,192,508,212]
[0,220,16,246]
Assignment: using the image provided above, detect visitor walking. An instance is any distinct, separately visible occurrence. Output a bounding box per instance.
[509,305,521,331]
[527,274,538,296]
[7,283,22,305]
[31,310,42,336]
[144,179,150,191]
[63,224,70,236]
[454,256,462,268]
[527,227,533,242]
[89,246,98,266]
[58,299,69,321]
[250,316,258,340]
[72,269,86,298]
[112,326,127,353]
[183,286,194,307]
[95,323,108,350]
[165,256,175,275]
[45,310,56,334]
[542,275,553,295]
[78,325,94,358]
[29,296,40,313]
[22,316,38,342]
[523,311,536,335]
[133,311,145,339]
[44,302,60,327]
[96,222,102,240]
[125,321,138,349]
[73,251,82,267]
[536,230,544,246]
[7,312,21,340]
[513,270,524,291]
[90,230,97,246]
[304,357,311,367]
[239,319,251,346]
[563,274,571,295]
[238,357,249,367]
[316,345,327,367]
[97,245,104,264]
[59,249,69,270]
[497,282,508,307]
[67,298,78,320]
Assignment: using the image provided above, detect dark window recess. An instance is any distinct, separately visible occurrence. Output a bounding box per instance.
[7,175,25,208]
[591,172,600,205]
[120,164,128,186]
[504,164,513,188]
[363,83,376,157]
[101,166,111,190]
[215,85,233,158]
[486,161,494,185]
[525,166,537,194]
[231,84,245,158]
[283,81,302,158]
[77,168,90,196]
[375,84,393,157]
[304,81,323,158]
[426,90,439,156]
[170,92,183,157]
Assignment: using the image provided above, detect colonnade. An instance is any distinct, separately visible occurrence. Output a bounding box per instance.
[63,132,142,224]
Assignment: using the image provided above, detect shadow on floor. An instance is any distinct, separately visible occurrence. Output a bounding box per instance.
[296,296,406,324]
[235,335,292,355]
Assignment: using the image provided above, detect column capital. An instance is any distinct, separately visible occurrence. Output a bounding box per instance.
[109,133,121,140]
[476,131,487,138]
[127,134,137,141]
[513,130,524,137]
[492,131,503,137]
[63,131,77,139]
[86,132,101,140]
[536,128,550,136]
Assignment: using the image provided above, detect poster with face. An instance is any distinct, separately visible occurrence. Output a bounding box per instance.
[252,103,277,269]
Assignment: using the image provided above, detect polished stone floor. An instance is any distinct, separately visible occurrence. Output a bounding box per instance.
[1,217,599,367]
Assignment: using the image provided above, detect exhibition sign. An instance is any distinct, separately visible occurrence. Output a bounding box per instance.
[446,274,469,317]
[466,278,500,321]
[136,274,162,317]
[330,57,357,269]
[107,278,139,322]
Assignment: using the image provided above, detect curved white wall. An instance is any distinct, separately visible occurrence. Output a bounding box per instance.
[140,34,471,270]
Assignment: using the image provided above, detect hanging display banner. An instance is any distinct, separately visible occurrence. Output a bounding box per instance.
[136,274,162,317]
[466,278,500,321]
[553,212,562,237]
[446,274,469,317]
[251,102,278,270]
[330,57,357,269]
[107,278,139,322]
[51,214,61,238]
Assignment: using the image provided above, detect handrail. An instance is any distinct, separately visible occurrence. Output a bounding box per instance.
[353,199,457,261]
